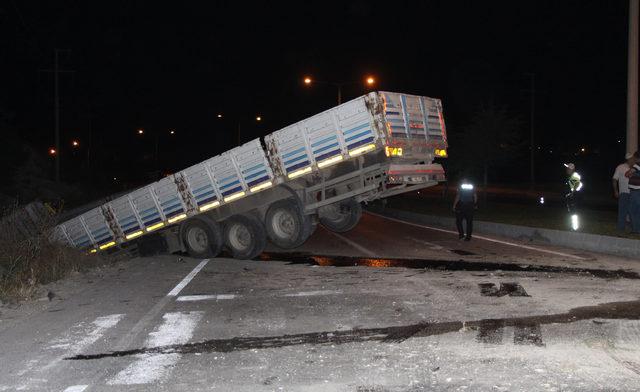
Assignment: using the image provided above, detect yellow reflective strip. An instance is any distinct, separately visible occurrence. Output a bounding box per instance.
[348,143,376,157]
[125,230,144,240]
[167,213,187,224]
[146,222,165,232]
[89,249,97,254]
[287,166,312,179]
[224,191,246,203]
[199,201,220,212]
[317,155,343,168]
[249,181,273,193]
[98,241,116,250]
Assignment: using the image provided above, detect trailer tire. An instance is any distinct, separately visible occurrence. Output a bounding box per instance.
[223,214,266,260]
[181,217,223,258]
[265,199,313,249]
[319,198,362,233]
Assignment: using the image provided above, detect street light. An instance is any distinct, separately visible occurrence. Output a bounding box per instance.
[217,114,223,118]
[71,140,80,147]
[137,129,144,135]
[48,148,57,156]
[303,75,378,104]
[256,116,262,121]
[170,129,175,135]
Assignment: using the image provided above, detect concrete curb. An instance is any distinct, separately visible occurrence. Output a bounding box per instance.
[371,207,640,259]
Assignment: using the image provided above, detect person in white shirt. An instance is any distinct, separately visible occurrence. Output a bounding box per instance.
[613,152,636,231]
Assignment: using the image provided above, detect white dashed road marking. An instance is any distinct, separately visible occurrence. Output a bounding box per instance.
[176,294,237,301]
[63,385,88,392]
[284,290,343,297]
[108,311,203,385]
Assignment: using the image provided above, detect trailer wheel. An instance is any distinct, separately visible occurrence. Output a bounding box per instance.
[319,198,362,233]
[223,214,266,260]
[265,199,313,249]
[181,217,223,258]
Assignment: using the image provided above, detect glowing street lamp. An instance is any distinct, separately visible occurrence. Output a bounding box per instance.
[303,75,379,104]
[169,129,175,135]
[217,114,223,118]
[256,116,262,121]
[137,129,144,135]
[71,140,80,147]
[48,148,57,155]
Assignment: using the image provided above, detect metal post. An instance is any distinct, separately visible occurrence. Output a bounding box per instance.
[628,0,639,154]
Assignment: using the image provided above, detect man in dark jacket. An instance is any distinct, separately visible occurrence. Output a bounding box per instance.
[453,179,477,241]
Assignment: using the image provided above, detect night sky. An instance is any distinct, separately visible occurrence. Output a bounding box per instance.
[0,1,633,200]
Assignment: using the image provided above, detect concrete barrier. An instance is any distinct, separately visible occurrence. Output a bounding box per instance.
[371,207,640,259]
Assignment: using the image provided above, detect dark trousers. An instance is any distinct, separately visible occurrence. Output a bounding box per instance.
[455,203,474,238]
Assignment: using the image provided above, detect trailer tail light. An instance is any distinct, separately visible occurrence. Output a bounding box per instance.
[385,146,403,157]
[435,148,447,157]
[349,143,376,157]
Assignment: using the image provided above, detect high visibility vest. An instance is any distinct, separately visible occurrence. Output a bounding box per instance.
[567,172,583,193]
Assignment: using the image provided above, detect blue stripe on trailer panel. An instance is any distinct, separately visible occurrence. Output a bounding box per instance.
[141,212,160,222]
[166,210,185,219]
[143,216,163,226]
[310,134,337,147]
[343,123,369,135]
[315,149,341,162]
[96,236,114,245]
[77,240,92,248]
[222,186,243,196]
[385,111,400,115]
[119,215,137,225]
[347,136,375,150]
[123,226,141,234]
[284,154,308,166]
[194,189,215,199]
[344,129,372,142]
[282,146,306,159]
[139,206,159,216]
[313,142,340,155]
[244,169,267,180]
[219,174,238,183]
[160,197,180,207]
[193,184,213,194]
[219,179,240,190]
[247,176,270,187]
[196,195,218,205]
[162,205,183,214]
[286,160,310,173]
[242,163,264,173]
[121,221,138,229]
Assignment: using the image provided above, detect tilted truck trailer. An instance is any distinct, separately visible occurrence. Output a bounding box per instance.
[53,91,448,259]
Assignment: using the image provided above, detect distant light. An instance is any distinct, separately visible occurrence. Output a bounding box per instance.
[113,177,117,181]
[48,148,57,155]
[170,130,175,135]
[366,76,375,85]
[71,140,79,147]
[618,139,622,143]
[304,77,312,85]
[217,114,223,118]
[580,147,586,152]
[539,196,545,205]
[256,116,262,121]
[137,129,144,135]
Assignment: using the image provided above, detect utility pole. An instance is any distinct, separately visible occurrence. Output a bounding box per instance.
[628,0,639,154]
[524,72,536,190]
[40,49,73,182]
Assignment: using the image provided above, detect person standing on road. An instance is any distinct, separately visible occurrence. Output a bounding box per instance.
[625,151,640,234]
[613,153,635,231]
[564,163,583,231]
[452,179,477,241]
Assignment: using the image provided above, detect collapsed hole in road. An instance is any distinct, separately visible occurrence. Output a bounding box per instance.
[66,299,640,361]
[258,252,640,280]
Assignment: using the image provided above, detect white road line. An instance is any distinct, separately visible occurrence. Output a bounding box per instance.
[367,212,586,260]
[167,259,209,296]
[63,385,88,392]
[284,290,343,297]
[47,314,125,352]
[326,231,377,257]
[176,294,237,301]
[108,311,203,385]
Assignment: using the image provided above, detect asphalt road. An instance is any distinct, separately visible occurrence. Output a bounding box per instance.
[1,212,640,391]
